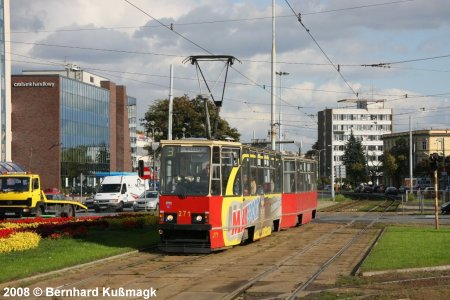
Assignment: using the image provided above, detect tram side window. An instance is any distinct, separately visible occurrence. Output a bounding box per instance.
[249,151,258,195]
[274,156,282,193]
[283,160,296,193]
[249,151,265,195]
[296,161,304,192]
[256,159,264,194]
[242,149,250,196]
[211,146,221,195]
[298,171,306,192]
[305,173,311,191]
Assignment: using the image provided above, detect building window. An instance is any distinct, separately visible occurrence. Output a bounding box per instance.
[422,140,427,150]
[90,76,94,83]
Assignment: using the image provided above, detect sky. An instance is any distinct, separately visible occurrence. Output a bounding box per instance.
[9,0,450,151]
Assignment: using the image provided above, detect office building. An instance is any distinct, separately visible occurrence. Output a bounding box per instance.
[11,67,133,190]
[318,99,393,184]
[383,129,450,187]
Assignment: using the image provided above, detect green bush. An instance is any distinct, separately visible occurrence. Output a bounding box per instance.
[407,193,417,201]
[334,194,347,202]
[103,215,158,230]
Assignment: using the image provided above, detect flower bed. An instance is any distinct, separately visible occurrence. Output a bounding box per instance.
[0,214,158,253]
[0,232,41,253]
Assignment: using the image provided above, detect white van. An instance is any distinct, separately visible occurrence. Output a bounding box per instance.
[93,175,146,212]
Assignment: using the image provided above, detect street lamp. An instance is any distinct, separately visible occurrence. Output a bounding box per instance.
[276,71,289,151]
[312,149,326,180]
[328,144,335,201]
[148,121,163,191]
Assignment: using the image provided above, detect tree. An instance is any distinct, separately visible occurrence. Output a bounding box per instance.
[342,131,367,187]
[382,137,409,187]
[142,95,240,141]
[381,152,397,181]
[304,141,319,159]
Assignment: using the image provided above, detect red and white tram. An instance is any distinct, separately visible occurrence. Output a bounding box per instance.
[158,139,317,253]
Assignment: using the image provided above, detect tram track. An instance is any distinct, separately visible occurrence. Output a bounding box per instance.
[8,246,210,299]
[225,199,398,300]
[6,200,402,299]
[53,250,208,291]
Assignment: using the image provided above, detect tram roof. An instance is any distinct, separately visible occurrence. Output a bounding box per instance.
[159,139,315,162]
[160,139,242,148]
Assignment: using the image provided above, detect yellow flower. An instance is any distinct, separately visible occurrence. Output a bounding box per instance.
[0,232,41,253]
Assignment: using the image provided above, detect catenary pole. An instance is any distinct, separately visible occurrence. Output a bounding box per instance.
[270,0,277,150]
[409,115,413,194]
[168,64,174,140]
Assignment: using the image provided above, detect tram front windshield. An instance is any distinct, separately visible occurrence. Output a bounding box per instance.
[160,146,211,196]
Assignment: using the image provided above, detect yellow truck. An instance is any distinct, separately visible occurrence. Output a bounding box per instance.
[0,172,87,219]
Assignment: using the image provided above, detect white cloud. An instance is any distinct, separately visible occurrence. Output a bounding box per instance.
[9,0,450,151]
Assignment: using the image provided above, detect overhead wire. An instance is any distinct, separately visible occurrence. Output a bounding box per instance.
[15,0,448,133]
[284,0,359,98]
[13,50,450,119]
[11,0,415,35]
[361,53,450,68]
[123,0,212,55]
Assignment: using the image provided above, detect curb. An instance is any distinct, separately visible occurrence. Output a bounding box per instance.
[0,249,140,288]
[360,264,450,277]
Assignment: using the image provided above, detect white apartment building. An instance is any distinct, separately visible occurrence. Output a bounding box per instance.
[317,99,393,184]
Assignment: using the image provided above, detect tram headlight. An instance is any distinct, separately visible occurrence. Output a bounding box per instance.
[192,213,207,224]
[161,212,176,223]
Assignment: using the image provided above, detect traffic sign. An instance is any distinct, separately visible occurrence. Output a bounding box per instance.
[140,166,151,180]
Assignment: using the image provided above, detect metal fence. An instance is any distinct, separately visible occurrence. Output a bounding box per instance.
[404,189,450,214]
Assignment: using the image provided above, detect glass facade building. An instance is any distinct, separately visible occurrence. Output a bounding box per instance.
[128,96,137,170]
[12,69,133,190]
[60,77,110,187]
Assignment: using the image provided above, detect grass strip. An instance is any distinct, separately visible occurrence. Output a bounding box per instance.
[0,227,159,283]
[361,226,450,272]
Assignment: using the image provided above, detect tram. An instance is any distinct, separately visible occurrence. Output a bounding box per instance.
[157,139,318,253]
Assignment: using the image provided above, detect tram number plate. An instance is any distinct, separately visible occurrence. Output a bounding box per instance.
[178,210,191,217]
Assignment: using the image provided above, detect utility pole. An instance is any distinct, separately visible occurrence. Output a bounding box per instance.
[168,64,174,140]
[409,115,413,194]
[435,169,439,230]
[270,0,277,150]
[276,71,289,152]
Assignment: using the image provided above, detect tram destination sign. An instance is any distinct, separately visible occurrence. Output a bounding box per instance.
[179,146,208,153]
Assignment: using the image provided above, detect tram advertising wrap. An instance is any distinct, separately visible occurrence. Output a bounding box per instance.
[157,139,317,253]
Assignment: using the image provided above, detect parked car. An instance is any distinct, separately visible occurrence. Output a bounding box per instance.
[354,185,363,193]
[373,185,385,193]
[323,185,332,191]
[132,190,159,212]
[441,202,450,214]
[363,186,373,193]
[83,197,95,209]
[384,186,398,196]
